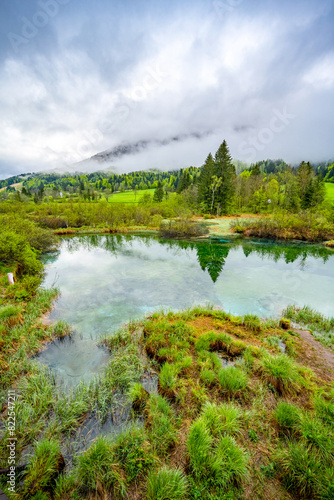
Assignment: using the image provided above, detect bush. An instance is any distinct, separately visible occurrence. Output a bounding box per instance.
[230,210,334,241]
[0,230,42,276]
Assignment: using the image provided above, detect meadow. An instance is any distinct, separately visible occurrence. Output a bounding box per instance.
[326,182,334,202]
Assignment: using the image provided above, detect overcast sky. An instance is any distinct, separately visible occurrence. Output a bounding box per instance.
[0,0,333,178]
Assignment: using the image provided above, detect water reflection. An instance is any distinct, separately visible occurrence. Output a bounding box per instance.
[42,234,331,285]
[38,234,334,387]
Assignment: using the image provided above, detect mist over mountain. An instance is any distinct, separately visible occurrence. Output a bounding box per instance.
[0,0,333,179]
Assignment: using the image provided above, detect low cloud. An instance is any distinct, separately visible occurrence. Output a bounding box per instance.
[0,0,333,178]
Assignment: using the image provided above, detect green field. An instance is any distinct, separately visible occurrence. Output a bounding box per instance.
[108,188,176,203]
[325,182,334,201]
[108,188,155,203]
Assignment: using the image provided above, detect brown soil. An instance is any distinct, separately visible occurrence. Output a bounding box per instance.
[293,328,334,383]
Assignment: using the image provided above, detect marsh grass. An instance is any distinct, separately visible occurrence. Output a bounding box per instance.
[146,466,189,500]
[115,426,155,481]
[201,401,243,437]
[217,365,248,395]
[21,438,64,498]
[314,394,334,425]
[187,409,249,493]
[158,362,179,399]
[260,353,303,396]
[146,394,177,455]
[275,441,323,498]
[1,298,332,499]
[76,436,126,498]
[274,401,302,436]
[283,305,334,350]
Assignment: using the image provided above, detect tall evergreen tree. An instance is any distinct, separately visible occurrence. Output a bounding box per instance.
[153,181,164,202]
[177,171,191,193]
[198,153,215,212]
[214,140,236,214]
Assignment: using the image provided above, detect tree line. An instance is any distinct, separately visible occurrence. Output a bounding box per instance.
[1,142,332,214]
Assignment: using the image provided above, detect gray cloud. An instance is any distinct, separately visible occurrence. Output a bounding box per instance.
[0,0,333,178]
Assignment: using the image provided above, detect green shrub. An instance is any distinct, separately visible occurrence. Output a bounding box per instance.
[0,230,42,275]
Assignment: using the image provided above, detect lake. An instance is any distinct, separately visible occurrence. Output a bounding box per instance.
[38,233,334,386]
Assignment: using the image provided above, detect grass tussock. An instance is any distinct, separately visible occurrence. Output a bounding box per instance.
[146,466,189,500]
[1,301,333,500]
[283,304,334,350]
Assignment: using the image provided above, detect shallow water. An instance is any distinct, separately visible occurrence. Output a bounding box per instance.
[37,234,334,386]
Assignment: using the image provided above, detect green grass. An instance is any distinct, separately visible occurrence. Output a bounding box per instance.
[325,182,334,201]
[21,438,63,498]
[76,436,126,497]
[283,305,334,350]
[146,466,189,500]
[1,300,333,499]
[108,189,155,203]
[260,353,303,396]
[217,365,249,395]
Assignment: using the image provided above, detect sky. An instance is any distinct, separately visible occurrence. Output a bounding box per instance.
[0,0,334,178]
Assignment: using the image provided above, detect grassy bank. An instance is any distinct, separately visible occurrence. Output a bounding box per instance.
[230,210,334,242]
[1,303,333,499]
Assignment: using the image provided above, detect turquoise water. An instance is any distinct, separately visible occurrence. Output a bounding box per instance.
[38,234,334,386]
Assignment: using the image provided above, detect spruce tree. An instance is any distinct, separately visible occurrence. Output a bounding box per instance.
[153,181,164,202]
[198,153,215,212]
[214,140,236,214]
